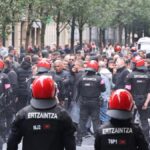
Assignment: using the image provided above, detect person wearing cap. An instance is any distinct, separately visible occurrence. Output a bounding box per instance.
[7,76,76,150]
[95,89,149,150]
[26,59,52,103]
[125,58,150,144]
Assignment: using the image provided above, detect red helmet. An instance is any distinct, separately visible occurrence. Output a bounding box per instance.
[37,59,51,72]
[31,76,56,109]
[131,55,141,63]
[107,89,134,119]
[135,59,145,69]
[114,45,121,52]
[86,60,99,72]
[131,47,137,52]
[0,59,4,69]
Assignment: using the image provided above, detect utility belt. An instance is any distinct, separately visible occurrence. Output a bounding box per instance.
[133,95,147,99]
[0,93,6,106]
[80,96,100,103]
[133,95,147,107]
[0,93,14,114]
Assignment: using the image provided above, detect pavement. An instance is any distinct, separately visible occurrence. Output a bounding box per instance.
[3,136,95,150]
[77,136,94,150]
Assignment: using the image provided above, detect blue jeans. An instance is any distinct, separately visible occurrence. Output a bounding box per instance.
[100,101,110,124]
[69,101,80,124]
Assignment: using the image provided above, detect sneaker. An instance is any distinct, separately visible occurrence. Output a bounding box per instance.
[83,132,91,138]
[87,128,94,135]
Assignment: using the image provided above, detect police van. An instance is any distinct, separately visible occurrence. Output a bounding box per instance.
[137,37,150,54]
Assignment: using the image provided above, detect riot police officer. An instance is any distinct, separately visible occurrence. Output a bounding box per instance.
[26,59,52,103]
[35,58,52,78]
[95,89,149,150]
[7,76,76,150]
[27,59,62,104]
[125,58,150,144]
[76,60,105,145]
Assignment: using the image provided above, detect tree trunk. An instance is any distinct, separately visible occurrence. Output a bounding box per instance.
[99,28,103,50]
[102,29,105,46]
[125,25,128,45]
[132,25,135,44]
[128,25,131,45]
[12,25,15,47]
[56,30,60,50]
[79,26,83,49]
[41,22,46,49]
[99,28,104,52]
[118,24,123,44]
[89,26,92,43]
[25,22,31,51]
[25,4,32,51]
[2,25,6,46]
[56,11,60,49]
[20,21,24,47]
[31,27,35,46]
[70,16,75,53]
[99,28,105,52]
[36,28,40,46]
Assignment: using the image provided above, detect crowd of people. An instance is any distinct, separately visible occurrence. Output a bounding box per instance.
[0,36,150,149]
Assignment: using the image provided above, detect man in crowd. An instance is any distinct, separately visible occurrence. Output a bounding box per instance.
[53,60,71,109]
[113,57,129,90]
[16,55,32,111]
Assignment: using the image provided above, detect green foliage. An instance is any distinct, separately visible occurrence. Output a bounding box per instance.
[0,0,21,37]
[1,0,150,40]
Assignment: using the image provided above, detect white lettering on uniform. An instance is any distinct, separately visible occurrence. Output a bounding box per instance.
[33,125,41,130]
[83,78,97,81]
[102,128,133,135]
[28,112,58,119]
[134,75,148,78]
[108,139,118,144]
[84,83,91,86]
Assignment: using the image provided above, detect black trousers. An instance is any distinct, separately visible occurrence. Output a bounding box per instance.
[16,95,28,112]
[136,105,149,144]
[77,101,100,141]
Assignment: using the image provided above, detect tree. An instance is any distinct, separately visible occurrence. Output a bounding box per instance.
[17,0,53,50]
[69,0,97,47]
[0,0,21,45]
[50,0,70,49]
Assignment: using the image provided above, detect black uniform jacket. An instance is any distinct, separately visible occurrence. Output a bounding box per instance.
[7,105,76,150]
[95,119,149,150]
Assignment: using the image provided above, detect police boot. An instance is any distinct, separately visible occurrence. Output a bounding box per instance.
[76,132,82,146]
[76,138,82,146]
[0,136,4,150]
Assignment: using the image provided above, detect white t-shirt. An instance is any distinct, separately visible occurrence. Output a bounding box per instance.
[0,46,8,58]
